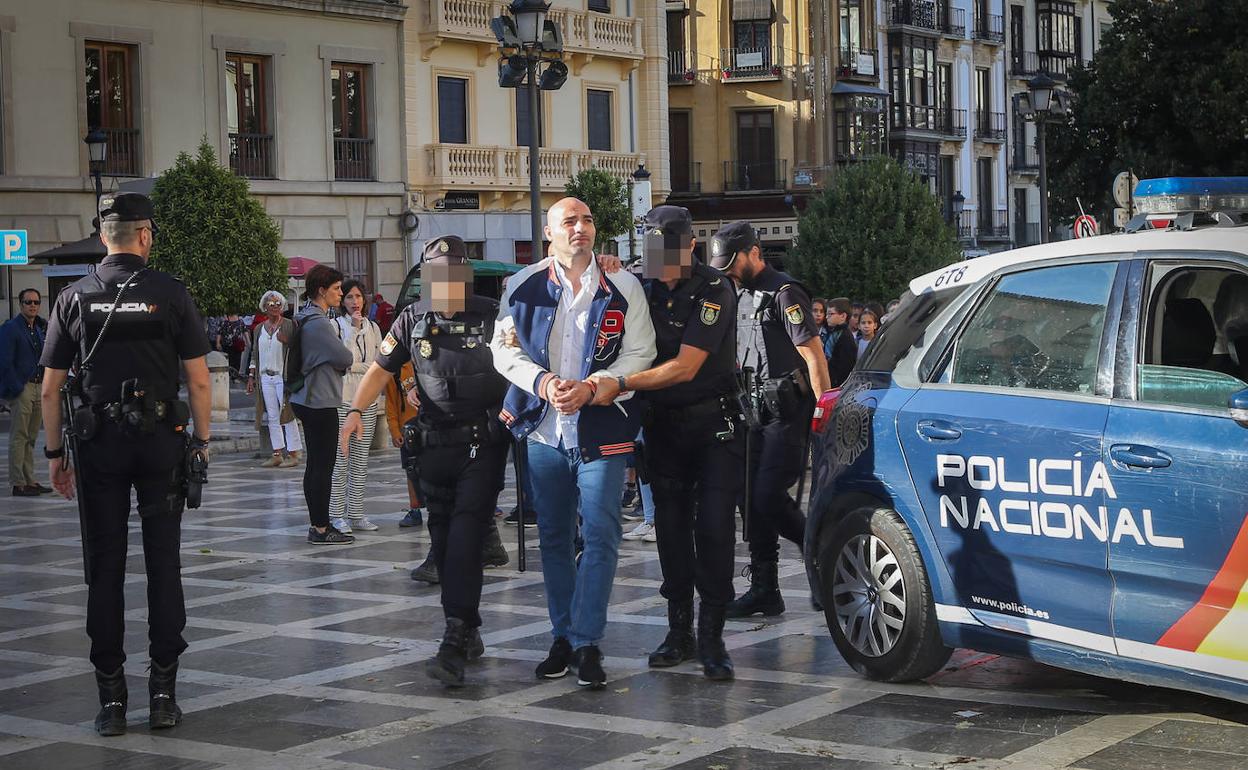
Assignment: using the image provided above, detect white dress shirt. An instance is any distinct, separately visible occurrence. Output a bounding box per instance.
[530,256,600,450]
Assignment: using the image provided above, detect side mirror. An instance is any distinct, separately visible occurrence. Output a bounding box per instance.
[1232,388,1248,428]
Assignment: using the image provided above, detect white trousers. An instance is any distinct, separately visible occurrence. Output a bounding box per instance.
[260,374,303,453]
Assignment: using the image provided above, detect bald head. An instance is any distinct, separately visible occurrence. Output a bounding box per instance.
[545,196,596,265]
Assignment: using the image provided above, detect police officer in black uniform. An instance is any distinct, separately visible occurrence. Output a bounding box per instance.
[340,236,509,687]
[588,206,742,680]
[708,221,830,618]
[39,192,213,736]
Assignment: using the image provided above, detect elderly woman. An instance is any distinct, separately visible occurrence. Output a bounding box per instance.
[244,291,302,467]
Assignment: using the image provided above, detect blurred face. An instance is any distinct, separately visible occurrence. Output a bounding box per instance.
[811,302,826,327]
[642,232,694,283]
[859,313,878,339]
[546,198,596,262]
[19,291,40,321]
[426,262,473,315]
[344,286,366,316]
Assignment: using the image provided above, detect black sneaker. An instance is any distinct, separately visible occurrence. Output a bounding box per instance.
[620,482,638,510]
[504,507,538,528]
[307,526,354,544]
[535,637,573,679]
[574,645,606,690]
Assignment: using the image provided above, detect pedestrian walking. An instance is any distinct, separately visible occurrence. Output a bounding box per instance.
[215,313,246,379]
[709,220,830,618]
[243,290,302,468]
[340,235,510,687]
[38,192,213,735]
[589,205,742,680]
[490,197,656,689]
[289,264,354,545]
[1,288,50,496]
[329,279,383,534]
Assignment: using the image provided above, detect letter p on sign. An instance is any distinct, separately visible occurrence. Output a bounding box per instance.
[0,230,28,265]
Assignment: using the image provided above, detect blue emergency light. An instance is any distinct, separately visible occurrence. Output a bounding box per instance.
[1133,176,1248,216]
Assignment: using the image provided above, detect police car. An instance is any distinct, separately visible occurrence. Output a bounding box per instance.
[805,177,1248,703]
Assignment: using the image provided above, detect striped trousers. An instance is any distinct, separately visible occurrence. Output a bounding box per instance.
[330,402,377,521]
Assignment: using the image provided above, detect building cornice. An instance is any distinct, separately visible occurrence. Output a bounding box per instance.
[219,0,407,22]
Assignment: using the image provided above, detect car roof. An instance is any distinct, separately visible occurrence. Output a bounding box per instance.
[909,229,1248,296]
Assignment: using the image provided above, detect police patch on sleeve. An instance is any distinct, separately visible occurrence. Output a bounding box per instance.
[379,333,398,356]
[784,303,804,326]
[700,301,721,326]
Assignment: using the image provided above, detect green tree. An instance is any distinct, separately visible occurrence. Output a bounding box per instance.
[564,167,629,253]
[1049,0,1248,223]
[149,138,287,316]
[789,156,961,303]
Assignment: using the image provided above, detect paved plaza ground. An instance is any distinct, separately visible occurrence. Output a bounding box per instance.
[1,428,1247,769]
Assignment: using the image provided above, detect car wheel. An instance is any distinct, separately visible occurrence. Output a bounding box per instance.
[818,507,952,682]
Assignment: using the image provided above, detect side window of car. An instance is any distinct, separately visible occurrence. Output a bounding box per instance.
[948,262,1118,394]
[1138,265,1248,411]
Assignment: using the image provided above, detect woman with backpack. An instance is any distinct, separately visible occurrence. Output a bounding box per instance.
[243,290,302,468]
[290,264,355,545]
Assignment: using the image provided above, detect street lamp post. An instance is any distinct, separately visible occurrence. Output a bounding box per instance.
[627,163,650,262]
[1019,73,1067,244]
[491,0,567,265]
[84,129,108,234]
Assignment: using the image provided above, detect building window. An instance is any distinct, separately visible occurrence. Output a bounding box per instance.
[1037,0,1076,55]
[976,67,991,112]
[335,241,375,291]
[833,94,886,162]
[514,239,551,265]
[1074,16,1083,62]
[732,109,779,190]
[732,0,774,56]
[331,62,373,180]
[891,139,939,192]
[588,0,610,11]
[587,89,612,151]
[889,34,937,130]
[464,241,486,260]
[939,155,956,222]
[840,0,862,54]
[977,156,994,230]
[225,54,273,179]
[515,88,544,147]
[437,76,468,144]
[85,41,140,176]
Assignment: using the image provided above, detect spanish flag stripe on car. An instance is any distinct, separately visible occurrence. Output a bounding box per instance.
[1158,515,1248,660]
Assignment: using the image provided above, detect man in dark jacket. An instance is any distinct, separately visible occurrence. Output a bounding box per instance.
[825,297,858,388]
[1,288,50,496]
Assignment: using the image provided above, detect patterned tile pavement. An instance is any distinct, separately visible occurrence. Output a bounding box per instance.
[1,442,1246,769]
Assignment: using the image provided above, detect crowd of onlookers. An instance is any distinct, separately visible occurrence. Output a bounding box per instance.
[809,297,900,389]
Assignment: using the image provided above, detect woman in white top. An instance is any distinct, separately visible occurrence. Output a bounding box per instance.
[329,279,384,533]
[244,291,302,467]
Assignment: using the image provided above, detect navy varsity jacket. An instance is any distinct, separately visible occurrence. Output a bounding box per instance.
[490,256,656,460]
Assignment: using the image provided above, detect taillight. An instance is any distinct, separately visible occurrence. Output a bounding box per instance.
[811,389,841,434]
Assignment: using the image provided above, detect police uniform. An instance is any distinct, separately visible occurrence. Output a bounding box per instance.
[373,235,509,687]
[634,206,742,681]
[39,192,210,734]
[710,221,818,618]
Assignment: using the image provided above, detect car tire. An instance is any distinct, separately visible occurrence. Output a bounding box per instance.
[818,507,952,683]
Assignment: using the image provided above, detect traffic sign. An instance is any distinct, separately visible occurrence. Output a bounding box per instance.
[1113,171,1139,209]
[0,230,27,265]
[1073,215,1098,239]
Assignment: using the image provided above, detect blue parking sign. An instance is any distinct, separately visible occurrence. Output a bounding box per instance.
[0,230,28,265]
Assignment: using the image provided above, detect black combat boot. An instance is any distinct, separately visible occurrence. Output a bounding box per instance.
[427,617,472,687]
[482,523,509,568]
[647,600,696,668]
[94,667,127,736]
[724,559,785,618]
[697,603,734,681]
[466,626,485,661]
[411,553,440,584]
[148,660,182,729]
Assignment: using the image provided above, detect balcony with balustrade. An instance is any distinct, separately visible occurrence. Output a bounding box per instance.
[939,108,967,140]
[978,209,1010,240]
[418,0,642,77]
[422,143,643,195]
[973,9,1004,43]
[1011,145,1040,174]
[940,6,966,38]
[668,50,696,85]
[669,161,701,196]
[229,133,275,179]
[334,138,375,181]
[102,127,142,177]
[955,210,975,241]
[1015,221,1041,246]
[974,110,1006,142]
[723,159,788,192]
[838,47,880,80]
[721,45,783,82]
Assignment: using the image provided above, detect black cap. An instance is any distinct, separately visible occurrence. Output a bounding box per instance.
[643,205,693,237]
[99,191,157,231]
[708,220,758,270]
[422,235,468,264]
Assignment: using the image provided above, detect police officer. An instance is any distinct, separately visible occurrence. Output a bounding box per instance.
[708,221,830,618]
[39,192,213,736]
[340,236,509,687]
[588,206,742,680]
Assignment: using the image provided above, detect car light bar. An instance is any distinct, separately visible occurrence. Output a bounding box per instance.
[1133,176,1248,215]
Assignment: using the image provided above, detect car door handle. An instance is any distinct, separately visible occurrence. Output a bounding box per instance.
[1109,444,1172,469]
[917,420,962,441]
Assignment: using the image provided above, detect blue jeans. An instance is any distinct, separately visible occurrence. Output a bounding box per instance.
[639,478,655,525]
[526,439,628,650]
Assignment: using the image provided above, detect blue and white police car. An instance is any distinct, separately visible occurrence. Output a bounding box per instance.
[806,177,1248,703]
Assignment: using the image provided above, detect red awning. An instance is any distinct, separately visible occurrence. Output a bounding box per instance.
[286,256,320,277]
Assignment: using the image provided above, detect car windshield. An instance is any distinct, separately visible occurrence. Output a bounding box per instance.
[858,287,972,373]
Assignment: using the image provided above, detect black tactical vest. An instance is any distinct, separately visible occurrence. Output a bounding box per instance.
[407,295,508,423]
